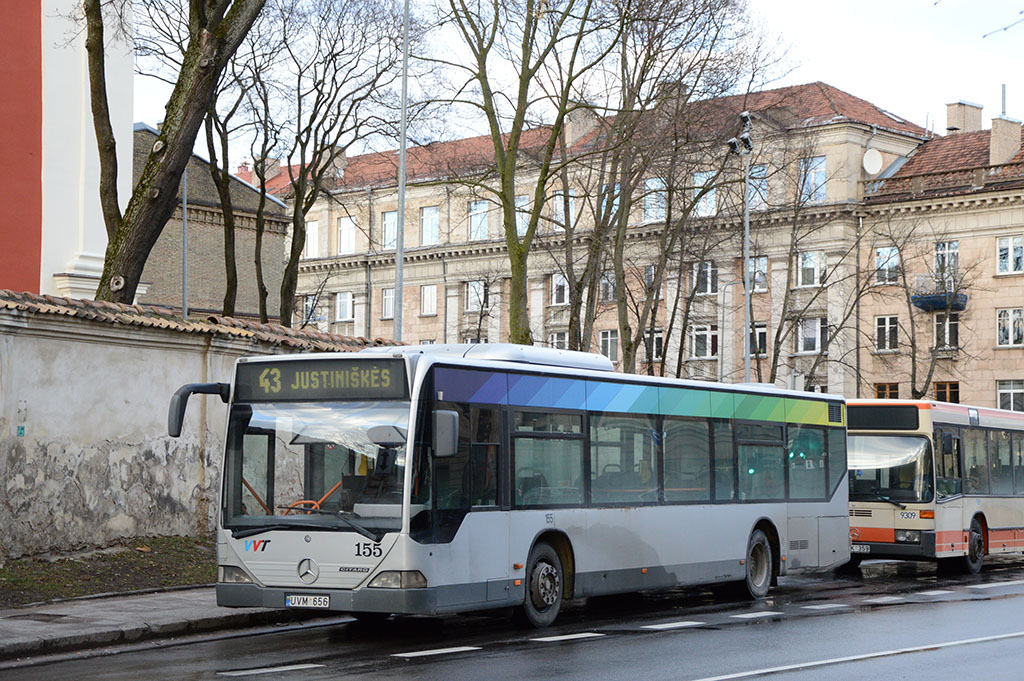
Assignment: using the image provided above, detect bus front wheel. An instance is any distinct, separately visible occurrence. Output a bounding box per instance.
[515,542,563,628]
[959,517,985,575]
[743,529,773,599]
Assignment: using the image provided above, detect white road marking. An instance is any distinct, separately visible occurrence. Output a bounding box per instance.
[864,595,903,603]
[218,664,325,676]
[917,590,954,596]
[801,603,848,610]
[530,632,606,643]
[686,630,1024,681]
[970,579,1024,590]
[729,611,783,619]
[392,646,482,658]
[643,621,706,630]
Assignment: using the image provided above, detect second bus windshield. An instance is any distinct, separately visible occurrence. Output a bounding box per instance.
[849,434,933,503]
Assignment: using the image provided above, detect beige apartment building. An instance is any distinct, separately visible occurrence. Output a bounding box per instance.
[284,83,1024,410]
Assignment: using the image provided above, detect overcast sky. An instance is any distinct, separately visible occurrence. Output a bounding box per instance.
[751,0,1024,132]
[134,1,1024,140]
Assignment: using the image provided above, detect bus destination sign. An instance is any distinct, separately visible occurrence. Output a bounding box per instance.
[235,358,407,402]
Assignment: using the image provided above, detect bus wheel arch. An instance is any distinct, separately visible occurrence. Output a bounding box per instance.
[515,532,574,628]
[531,530,576,599]
[962,514,987,575]
[752,519,781,587]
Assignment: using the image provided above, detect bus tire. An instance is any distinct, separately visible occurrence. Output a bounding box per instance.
[840,555,863,571]
[743,529,773,599]
[959,517,985,575]
[515,542,563,628]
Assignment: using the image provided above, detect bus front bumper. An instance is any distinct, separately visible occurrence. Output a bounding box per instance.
[217,583,439,614]
[851,531,936,560]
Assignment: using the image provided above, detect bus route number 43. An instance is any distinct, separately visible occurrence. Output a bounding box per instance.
[355,542,382,557]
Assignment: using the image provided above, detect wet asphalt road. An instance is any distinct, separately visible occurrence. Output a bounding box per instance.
[7,556,1024,680]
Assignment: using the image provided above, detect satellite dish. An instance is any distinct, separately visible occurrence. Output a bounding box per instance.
[863,148,883,175]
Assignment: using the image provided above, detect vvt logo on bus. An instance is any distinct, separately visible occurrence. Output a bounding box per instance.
[245,539,272,552]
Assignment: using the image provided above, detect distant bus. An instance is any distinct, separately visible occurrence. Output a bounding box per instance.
[169,344,849,627]
[848,400,1024,573]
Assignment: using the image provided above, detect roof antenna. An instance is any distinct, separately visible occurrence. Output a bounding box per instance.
[1002,84,1007,117]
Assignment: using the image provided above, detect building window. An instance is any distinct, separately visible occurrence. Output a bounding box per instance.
[998,380,1024,411]
[420,339,435,345]
[304,220,319,258]
[466,280,486,312]
[302,295,317,324]
[796,317,828,354]
[935,240,959,282]
[998,236,1024,274]
[799,156,826,203]
[421,205,440,245]
[875,246,900,284]
[998,308,1024,347]
[600,271,617,302]
[693,170,716,217]
[382,210,397,250]
[875,383,899,399]
[644,329,664,361]
[749,255,768,292]
[644,265,662,299]
[548,331,568,350]
[749,163,768,209]
[935,312,959,349]
[381,288,395,319]
[463,333,488,344]
[335,291,353,321]
[600,329,619,362]
[599,183,621,222]
[875,315,899,351]
[515,195,529,237]
[935,381,960,403]
[797,251,826,287]
[690,324,718,359]
[644,177,666,221]
[750,322,767,356]
[469,199,488,240]
[693,261,718,295]
[551,273,568,305]
[551,189,575,232]
[337,216,356,255]
[420,284,436,316]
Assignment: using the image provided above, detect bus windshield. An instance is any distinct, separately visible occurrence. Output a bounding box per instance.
[848,434,933,503]
[222,401,410,537]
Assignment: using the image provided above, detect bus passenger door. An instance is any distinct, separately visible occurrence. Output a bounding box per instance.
[934,428,964,556]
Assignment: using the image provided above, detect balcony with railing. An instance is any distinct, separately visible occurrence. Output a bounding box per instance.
[910,272,968,312]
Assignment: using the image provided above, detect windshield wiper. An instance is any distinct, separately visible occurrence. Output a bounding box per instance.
[871,488,907,509]
[231,524,292,539]
[275,507,384,543]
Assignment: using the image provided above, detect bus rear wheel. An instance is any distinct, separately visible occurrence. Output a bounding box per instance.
[958,517,985,575]
[743,529,773,599]
[515,542,563,628]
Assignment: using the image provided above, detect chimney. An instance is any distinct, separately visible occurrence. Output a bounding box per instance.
[565,104,598,146]
[990,116,1022,166]
[235,162,252,183]
[946,101,983,134]
[259,157,281,180]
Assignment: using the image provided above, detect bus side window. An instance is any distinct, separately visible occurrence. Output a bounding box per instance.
[936,429,962,497]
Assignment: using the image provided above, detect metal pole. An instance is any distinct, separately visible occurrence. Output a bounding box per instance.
[182,165,189,319]
[393,0,411,342]
[742,152,751,383]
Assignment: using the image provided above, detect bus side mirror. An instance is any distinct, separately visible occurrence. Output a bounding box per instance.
[433,410,459,458]
[168,382,230,437]
[941,432,954,454]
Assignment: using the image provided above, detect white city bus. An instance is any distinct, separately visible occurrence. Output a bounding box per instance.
[170,344,849,626]
[848,400,1024,573]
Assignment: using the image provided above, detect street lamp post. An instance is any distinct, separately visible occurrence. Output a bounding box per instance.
[718,279,743,382]
[728,112,754,382]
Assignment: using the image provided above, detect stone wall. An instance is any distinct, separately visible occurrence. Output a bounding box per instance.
[0,291,393,559]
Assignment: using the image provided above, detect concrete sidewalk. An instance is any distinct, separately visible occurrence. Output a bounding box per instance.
[0,587,337,661]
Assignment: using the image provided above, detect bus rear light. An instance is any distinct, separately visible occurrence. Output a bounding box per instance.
[920,510,935,519]
[368,571,427,589]
[894,530,921,544]
[218,565,253,584]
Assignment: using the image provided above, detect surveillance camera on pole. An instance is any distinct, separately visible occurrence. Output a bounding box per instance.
[739,110,752,126]
[739,132,754,152]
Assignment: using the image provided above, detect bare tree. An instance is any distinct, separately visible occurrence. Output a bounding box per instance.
[85,0,266,303]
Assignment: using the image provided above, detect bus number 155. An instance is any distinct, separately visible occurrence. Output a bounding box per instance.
[355,542,382,557]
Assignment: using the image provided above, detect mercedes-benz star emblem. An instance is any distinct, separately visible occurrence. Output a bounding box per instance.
[849,527,861,541]
[297,558,320,584]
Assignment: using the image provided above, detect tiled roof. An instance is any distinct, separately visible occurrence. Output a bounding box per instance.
[240,82,926,197]
[0,290,400,352]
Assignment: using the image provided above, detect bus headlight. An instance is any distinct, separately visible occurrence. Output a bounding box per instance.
[895,530,921,544]
[218,565,254,583]
[368,571,428,589]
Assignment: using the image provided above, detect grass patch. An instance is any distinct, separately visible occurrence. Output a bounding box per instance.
[0,536,216,608]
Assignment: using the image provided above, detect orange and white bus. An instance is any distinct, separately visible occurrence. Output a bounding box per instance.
[847,399,1024,573]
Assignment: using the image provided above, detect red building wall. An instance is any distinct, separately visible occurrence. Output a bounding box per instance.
[0,3,42,293]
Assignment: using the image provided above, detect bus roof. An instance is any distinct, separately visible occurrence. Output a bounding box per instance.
[848,399,1024,430]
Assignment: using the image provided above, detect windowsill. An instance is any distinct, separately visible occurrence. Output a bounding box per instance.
[694,292,717,297]
[334,318,355,324]
[871,349,900,355]
[685,356,718,362]
[793,284,824,290]
[419,313,438,318]
[791,351,824,357]
[871,280,900,287]
[549,302,569,307]
[380,317,394,322]
[993,271,1024,278]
